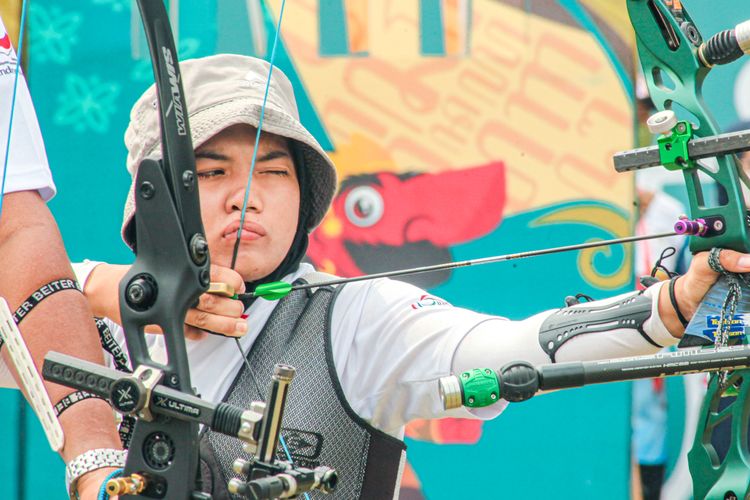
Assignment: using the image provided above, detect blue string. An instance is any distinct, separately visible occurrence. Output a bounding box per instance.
[279,434,311,500]
[96,468,123,500]
[230,0,288,269]
[0,0,30,220]
[226,3,308,498]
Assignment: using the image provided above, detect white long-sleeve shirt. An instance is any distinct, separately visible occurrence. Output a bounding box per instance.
[8,261,675,438]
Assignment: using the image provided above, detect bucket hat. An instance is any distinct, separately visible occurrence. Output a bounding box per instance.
[122,54,337,248]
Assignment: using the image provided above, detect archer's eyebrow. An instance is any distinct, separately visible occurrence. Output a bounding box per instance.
[194,151,229,161]
[256,150,292,163]
[193,150,291,163]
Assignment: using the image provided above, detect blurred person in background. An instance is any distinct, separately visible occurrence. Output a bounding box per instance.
[631,168,690,500]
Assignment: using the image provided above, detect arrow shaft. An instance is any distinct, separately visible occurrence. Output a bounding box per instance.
[276,231,678,294]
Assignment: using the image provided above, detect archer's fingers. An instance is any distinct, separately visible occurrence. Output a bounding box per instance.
[185,308,247,338]
[713,249,750,274]
[210,264,245,295]
[197,292,245,318]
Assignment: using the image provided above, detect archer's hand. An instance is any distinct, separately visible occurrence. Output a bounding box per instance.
[184,264,247,340]
[85,263,247,340]
[661,249,750,337]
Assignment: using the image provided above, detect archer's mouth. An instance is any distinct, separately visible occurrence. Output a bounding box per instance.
[222,220,267,241]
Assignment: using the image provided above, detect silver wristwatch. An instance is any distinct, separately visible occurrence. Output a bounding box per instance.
[65,448,127,498]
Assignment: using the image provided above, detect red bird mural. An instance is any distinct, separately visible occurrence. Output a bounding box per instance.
[308,161,506,289]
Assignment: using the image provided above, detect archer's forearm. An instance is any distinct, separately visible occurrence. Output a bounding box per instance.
[0,191,121,461]
[452,282,678,376]
[657,279,689,338]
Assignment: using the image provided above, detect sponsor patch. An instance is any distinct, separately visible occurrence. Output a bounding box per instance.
[410,294,451,310]
[702,314,748,342]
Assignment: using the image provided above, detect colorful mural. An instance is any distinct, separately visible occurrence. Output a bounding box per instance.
[270,2,636,496]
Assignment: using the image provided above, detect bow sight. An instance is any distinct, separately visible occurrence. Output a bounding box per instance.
[39,0,336,498]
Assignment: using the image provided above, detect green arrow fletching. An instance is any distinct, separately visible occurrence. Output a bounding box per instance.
[253,281,293,300]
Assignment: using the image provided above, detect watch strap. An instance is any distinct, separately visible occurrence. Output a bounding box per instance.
[65,448,127,499]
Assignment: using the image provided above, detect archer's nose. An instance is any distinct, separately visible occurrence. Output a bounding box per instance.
[227,180,262,214]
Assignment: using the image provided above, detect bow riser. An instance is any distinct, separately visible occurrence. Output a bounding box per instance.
[688,370,750,500]
[628,1,750,497]
[115,1,209,497]
[629,0,750,255]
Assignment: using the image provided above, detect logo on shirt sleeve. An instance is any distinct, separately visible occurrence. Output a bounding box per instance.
[0,31,10,50]
[410,294,451,310]
[0,29,18,77]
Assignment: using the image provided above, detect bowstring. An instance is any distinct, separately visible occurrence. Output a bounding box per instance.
[226,1,304,491]
[230,0,286,388]
[229,0,287,270]
[0,0,30,220]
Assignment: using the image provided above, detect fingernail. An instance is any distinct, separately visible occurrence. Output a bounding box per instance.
[235,322,248,335]
[740,256,750,268]
[240,314,248,320]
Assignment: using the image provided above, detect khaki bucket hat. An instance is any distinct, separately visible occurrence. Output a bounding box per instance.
[122,54,337,249]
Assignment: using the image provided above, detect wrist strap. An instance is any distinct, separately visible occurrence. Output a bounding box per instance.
[0,278,82,352]
[668,276,689,328]
[13,278,82,325]
[92,317,135,448]
[95,318,130,372]
[54,390,105,418]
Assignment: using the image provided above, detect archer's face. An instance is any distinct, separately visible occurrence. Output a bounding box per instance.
[195,124,300,281]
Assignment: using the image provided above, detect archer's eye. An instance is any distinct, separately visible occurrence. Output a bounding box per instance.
[196,169,224,179]
[259,168,291,177]
[344,186,384,227]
